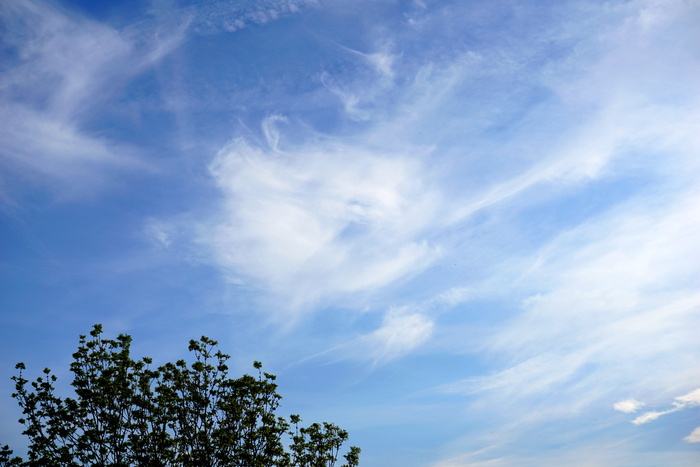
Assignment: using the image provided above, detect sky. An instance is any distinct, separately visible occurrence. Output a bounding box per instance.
[1,0,699,465]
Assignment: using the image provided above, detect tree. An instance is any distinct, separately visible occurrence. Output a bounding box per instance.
[2,325,360,467]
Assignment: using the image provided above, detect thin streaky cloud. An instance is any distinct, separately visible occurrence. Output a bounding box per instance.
[306,285,473,365]
[631,388,700,425]
[2,0,700,465]
[427,184,700,458]
[0,0,187,199]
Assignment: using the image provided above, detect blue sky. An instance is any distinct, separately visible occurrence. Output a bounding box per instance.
[1,0,699,465]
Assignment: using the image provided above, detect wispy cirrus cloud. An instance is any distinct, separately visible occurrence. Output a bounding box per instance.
[2,0,699,465]
[359,286,473,364]
[421,0,700,453]
[359,306,434,365]
[623,388,700,445]
[199,119,443,311]
[439,185,700,404]
[303,285,473,365]
[0,0,187,200]
[629,388,700,426]
[179,0,700,386]
[184,0,318,34]
[429,186,700,464]
[318,39,400,121]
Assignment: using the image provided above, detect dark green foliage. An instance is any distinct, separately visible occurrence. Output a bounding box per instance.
[0,445,23,466]
[4,325,360,467]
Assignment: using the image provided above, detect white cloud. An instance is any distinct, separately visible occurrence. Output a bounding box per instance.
[294,308,434,366]
[684,427,700,443]
[1,1,186,117]
[316,37,402,122]
[442,0,700,411]
[457,187,700,402]
[335,41,399,80]
[320,72,371,122]
[613,399,644,413]
[361,307,434,364]
[430,287,473,308]
[193,0,700,331]
[0,3,128,115]
[261,114,288,152]
[0,106,145,199]
[201,122,442,309]
[187,0,315,34]
[631,410,667,425]
[428,175,700,461]
[675,388,700,407]
[144,219,173,249]
[297,285,475,365]
[0,0,186,199]
[366,51,398,79]
[631,388,700,425]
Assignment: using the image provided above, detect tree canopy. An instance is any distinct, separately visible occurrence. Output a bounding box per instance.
[1,325,360,467]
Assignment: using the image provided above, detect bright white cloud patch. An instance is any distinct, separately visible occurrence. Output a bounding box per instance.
[684,427,700,444]
[613,399,644,414]
[361,307,434,364]
[631,411,666,425]
[675,388,700,407]
[631,388,700,425]
[203,124,442,309]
